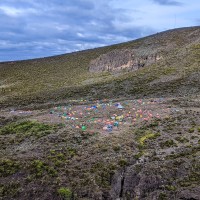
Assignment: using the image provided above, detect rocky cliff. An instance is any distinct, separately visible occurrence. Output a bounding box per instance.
[89,49,163,73]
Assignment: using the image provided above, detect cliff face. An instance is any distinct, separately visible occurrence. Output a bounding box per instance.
[88,27,200,74]
[89,49,163,73]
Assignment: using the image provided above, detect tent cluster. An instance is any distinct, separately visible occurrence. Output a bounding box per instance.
[49,98,169,133]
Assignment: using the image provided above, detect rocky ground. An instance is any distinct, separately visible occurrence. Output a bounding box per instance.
[0,96,200,200]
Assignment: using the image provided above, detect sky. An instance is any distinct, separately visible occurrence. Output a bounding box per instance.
[0,0,199,62]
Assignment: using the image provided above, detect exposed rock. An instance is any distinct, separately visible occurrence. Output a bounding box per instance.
[178,187,200,200]
[110,169,125,199]
[121,166,140,198]
[110,165,164,200]
[89,49,163,73]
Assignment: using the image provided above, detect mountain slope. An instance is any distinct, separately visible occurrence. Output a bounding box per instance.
[0,26,200,107]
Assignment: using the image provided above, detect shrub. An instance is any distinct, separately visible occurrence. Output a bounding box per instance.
[165,185,176,191]
[30,160,57,178]
[118,159,128,167]
[0,183,20,198]
[139,132,160,145]
[160,140,177,148]
[57,187,72,200]
[175,136,189,143]
[158,192,167,200]
[0,159,20,177]
[112,144,121,152]
[135,129,160,146]
[188,127,195,133]
[0,121,56,139]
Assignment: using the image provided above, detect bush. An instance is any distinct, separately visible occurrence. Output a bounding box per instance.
[118,159,128,167]
[175,136,189,143]
[112,144,121,152]
[139,132,160,145]
[0,159,20,177]
[188,127,195,133]
[160,140,177,148]
[0,121,56,139]
[30,160,57,178]
[57,187,72,200]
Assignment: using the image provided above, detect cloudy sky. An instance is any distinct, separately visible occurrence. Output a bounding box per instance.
[0,0,199,61]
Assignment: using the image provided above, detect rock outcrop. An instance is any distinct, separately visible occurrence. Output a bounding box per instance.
[89,49,163,73]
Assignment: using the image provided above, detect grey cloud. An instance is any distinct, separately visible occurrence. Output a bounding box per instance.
[152,0,182,6]
[0,0,156,61]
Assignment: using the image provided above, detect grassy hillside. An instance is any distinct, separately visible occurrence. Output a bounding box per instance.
[0,26,199,107]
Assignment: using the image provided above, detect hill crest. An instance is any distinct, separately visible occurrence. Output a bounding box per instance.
[0,26,200,107]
